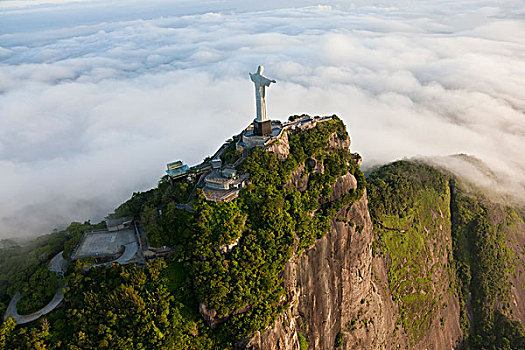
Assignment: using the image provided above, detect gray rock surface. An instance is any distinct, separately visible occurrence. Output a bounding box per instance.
[245,130,463,349]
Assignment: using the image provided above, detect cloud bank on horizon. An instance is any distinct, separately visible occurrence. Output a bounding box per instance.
[1,0,524,240]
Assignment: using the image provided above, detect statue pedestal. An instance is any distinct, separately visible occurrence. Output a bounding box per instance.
[254,119,272,136]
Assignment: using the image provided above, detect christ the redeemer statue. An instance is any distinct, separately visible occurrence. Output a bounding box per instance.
[250,66,276,136]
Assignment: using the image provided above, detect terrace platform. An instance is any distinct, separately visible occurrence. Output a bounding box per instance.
[72,228,137,261]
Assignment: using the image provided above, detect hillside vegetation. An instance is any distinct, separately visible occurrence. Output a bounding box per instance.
[2,123,525,349]
[0,221,105,318]
[0,117,366,349]
[368,160,525,349]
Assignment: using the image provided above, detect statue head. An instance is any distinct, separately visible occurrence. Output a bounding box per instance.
[257,65,264,74]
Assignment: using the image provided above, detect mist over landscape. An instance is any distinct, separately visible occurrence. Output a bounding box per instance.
[1,0,524,240]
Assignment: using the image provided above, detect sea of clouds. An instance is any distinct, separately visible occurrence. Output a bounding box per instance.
[1,0,524,240]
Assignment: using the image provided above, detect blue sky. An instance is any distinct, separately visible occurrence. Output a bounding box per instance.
[1,0,524,239]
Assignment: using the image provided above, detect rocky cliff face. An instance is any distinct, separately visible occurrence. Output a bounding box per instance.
[247,181,408,349]
[245,131,465,350]
[265,131,290,161]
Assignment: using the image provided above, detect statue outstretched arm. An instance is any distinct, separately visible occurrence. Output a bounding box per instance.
[262,76,276,86]
[249,72,276,85]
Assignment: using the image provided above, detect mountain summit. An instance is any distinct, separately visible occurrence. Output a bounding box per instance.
[1,117,524,349]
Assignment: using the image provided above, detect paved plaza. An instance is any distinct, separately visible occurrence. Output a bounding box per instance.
[72,228,137,259]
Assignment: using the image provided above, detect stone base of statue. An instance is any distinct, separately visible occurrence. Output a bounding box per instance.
[254,119,272,136]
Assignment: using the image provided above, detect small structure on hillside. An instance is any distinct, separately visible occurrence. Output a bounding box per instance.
[283,114,333,131]
[203,166,249,202]
[166,160,212,183]
[211,158,222,169]
[166,161,190,179]
[106,217,133,232]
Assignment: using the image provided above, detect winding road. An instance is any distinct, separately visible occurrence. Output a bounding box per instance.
[3,251,67,324]
[3,288,65,325]
[115,242,139,264]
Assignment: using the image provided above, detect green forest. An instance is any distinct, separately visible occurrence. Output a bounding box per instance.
[1,117,366,349]
[367,161,525,349]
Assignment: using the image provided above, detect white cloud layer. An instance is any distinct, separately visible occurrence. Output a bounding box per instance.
[1,0,525,240]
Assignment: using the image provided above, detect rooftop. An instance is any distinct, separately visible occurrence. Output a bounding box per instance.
[205,170,237,185]
[167,161,184,170]
[106,217,132,229]
[203,187,243,202]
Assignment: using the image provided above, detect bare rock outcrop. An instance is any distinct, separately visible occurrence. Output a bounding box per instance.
[286,164,308,192]
[246,180,462,349]
[327,132,351,151]
[265,131,290,160]
[245,126,464,350]
[246,171,462,349]
[200,302,218,328]
[246,174,400,349]
[330,173,357,203]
